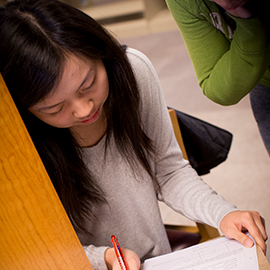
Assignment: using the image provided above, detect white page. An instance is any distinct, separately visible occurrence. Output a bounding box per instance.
[143,236,259,270]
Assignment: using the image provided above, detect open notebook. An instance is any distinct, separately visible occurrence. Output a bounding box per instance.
[142,235,258,270]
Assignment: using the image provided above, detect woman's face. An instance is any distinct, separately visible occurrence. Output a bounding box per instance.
[28,54,109,130]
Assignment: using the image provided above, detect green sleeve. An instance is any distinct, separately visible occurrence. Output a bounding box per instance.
[166,0,270,105]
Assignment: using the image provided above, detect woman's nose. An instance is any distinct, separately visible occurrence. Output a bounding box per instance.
[72,98,93,118]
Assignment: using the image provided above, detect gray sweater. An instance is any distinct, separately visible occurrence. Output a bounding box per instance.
[79,48,237,270]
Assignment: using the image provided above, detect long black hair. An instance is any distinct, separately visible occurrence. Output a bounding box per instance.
[0,0,159,234]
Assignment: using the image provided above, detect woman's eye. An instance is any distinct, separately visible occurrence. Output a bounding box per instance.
[49,107,63,115]
[82,86,92,92]
[83,76,96,91]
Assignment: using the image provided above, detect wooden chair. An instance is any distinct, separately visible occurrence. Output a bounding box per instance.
[165,109,220,251]
[0,74,93,270]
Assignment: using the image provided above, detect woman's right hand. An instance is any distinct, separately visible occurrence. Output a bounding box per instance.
[105,247,141,270]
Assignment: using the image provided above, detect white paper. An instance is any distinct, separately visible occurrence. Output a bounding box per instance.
[143,236,259,270]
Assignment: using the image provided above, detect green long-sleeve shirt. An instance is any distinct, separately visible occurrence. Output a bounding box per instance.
[166,0,270,105]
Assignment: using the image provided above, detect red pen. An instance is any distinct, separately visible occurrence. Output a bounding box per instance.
[111,235,130,270]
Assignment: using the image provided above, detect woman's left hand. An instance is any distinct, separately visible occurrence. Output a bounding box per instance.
[105,247,140,270]
[219,210,268,254]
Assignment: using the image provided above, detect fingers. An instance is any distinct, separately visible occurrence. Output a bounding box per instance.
[242,212,267,254]
[126,256,141,270]
[259,216,268,241]
[120,249,141,270]
[106,247,140,270]
[224,223,254,248]
[220,211,268,255]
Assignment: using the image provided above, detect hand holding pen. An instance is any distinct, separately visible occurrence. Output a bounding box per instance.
[111,235,130,270]
[104,235,140,270]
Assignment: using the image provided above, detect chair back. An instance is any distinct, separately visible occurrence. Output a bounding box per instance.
[167,109,220,250]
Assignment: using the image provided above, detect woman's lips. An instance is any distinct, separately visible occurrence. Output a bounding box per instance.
[82,109,99,124]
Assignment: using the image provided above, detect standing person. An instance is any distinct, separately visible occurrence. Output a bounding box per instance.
[0,1,267,269]
[166,0,270,155]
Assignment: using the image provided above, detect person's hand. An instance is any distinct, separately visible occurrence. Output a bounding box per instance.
[105,247,140,270]
[219,210,268,254]
[209,0,253,18]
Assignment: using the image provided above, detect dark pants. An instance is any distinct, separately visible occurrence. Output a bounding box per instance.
[250,83,270,156]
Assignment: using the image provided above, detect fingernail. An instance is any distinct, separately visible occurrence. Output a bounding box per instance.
[244,239,253,248]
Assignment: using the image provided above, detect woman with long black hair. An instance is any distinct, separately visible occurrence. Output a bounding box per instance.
[0,1,267,269]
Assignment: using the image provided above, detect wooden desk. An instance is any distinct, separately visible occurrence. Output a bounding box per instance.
[0,74,93,269]
[257,244,270,270]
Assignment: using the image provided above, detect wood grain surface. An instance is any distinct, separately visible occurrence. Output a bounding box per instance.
[0,74,93,270]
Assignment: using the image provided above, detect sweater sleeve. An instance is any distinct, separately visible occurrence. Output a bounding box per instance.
[83,245,109,270]
[126,48,237,229]
[166,0,270,105]
[153,90,237,228]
